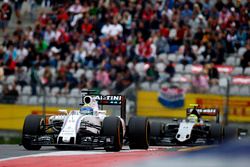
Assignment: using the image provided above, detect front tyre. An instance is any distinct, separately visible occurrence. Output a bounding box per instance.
[22,114,44,150]
[224,125,238,142]
[102,116,123,152]
[210,123,223,144]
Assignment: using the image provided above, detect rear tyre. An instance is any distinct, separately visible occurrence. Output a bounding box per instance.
[150,122,164,137]
[128,117,150,149]
[210,123,223,144]
[22,114,44,150]
[102,116,123,152]
[224,126,238,142]
[150,122,163,146]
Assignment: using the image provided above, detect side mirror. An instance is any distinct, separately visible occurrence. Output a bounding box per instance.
[204,119,210,123]
[97,110,106,114]
[58,109,68,115]
[172,118,178,122]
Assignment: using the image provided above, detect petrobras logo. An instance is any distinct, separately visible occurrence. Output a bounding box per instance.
[94,95,122,101]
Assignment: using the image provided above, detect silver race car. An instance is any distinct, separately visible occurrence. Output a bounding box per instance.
[22,90,150,151]
[150,104,240,146]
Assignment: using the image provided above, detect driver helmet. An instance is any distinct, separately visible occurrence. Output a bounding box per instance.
[187,114,198,123]
[191,108,200,117]
[80,106,94,115]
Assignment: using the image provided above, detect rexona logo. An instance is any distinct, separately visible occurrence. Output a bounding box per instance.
[94,95,122,101]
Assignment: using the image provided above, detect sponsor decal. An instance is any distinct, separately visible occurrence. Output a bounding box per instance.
[94,95,122,101]
[158,87,184,108]
[186,108,218,116]
[215,65,234,74]
[191,65,234,74]
[232,76,250,85]
[192,65,203,73]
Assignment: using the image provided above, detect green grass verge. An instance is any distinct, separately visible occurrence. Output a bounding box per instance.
[0,136,21,144]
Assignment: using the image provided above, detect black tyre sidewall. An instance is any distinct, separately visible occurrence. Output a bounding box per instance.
[150,122,163,137]
[22,114,43,150]
[210,123,223,144]
[102,116,123,152]
[128,117,150,149]
[224,126,238,142]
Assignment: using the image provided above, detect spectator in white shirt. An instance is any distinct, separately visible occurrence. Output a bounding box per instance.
[44,25,56,43]
[101,21,113,36]
[73,43,87,63]
[68,0,84,27]
[16,44,28,64]
[68,0,83,14]
[83,37,96,56]
[162,5,173,20]
[109,18,123,37]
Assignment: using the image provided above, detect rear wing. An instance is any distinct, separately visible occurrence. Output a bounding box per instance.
[81,90,126,120]
[186,108,220,123]
[94,95,124,105]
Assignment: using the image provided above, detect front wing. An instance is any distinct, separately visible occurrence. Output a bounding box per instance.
[22,134,117,149]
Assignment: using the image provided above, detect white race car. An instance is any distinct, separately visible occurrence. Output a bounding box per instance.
[22,90,150,151]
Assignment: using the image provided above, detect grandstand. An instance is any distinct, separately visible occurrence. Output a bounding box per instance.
[0,0,249,108]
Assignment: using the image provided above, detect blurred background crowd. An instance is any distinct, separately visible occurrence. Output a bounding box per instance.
[0,0,249,104]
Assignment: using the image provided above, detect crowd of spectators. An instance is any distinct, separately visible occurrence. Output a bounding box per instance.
[0,0,249,98]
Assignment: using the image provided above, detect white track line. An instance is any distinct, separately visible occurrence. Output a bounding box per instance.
[0,151,111,162]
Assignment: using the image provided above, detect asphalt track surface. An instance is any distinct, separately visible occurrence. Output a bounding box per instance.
[0,145,185,159]
[127,140,250,167]
[0,145,190,167]
[1,141,250,167]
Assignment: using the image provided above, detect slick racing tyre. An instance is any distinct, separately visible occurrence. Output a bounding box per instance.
[210,123,223,144]
[150,122,164,137]
[150,122,164,146]
[22,114,44,150]
[102,116,123,152]
[128,117,150,149]
[224,125,238,142]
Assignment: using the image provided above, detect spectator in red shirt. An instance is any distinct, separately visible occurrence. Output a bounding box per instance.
[0,0,12,33]
[57,7,69,22]
[110,2,119,17]
[159,23,169,38]
[38,12,49,27]
[81,18,93,34]
[176,22,187,45]
[142,3,154,22]
[135,38,156,60]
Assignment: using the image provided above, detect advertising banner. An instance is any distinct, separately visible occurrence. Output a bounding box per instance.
[215,65,234,74]
[0,105,72,130]
[191,65,234,74]
[232,76,250,85]
[137,91,250,122]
